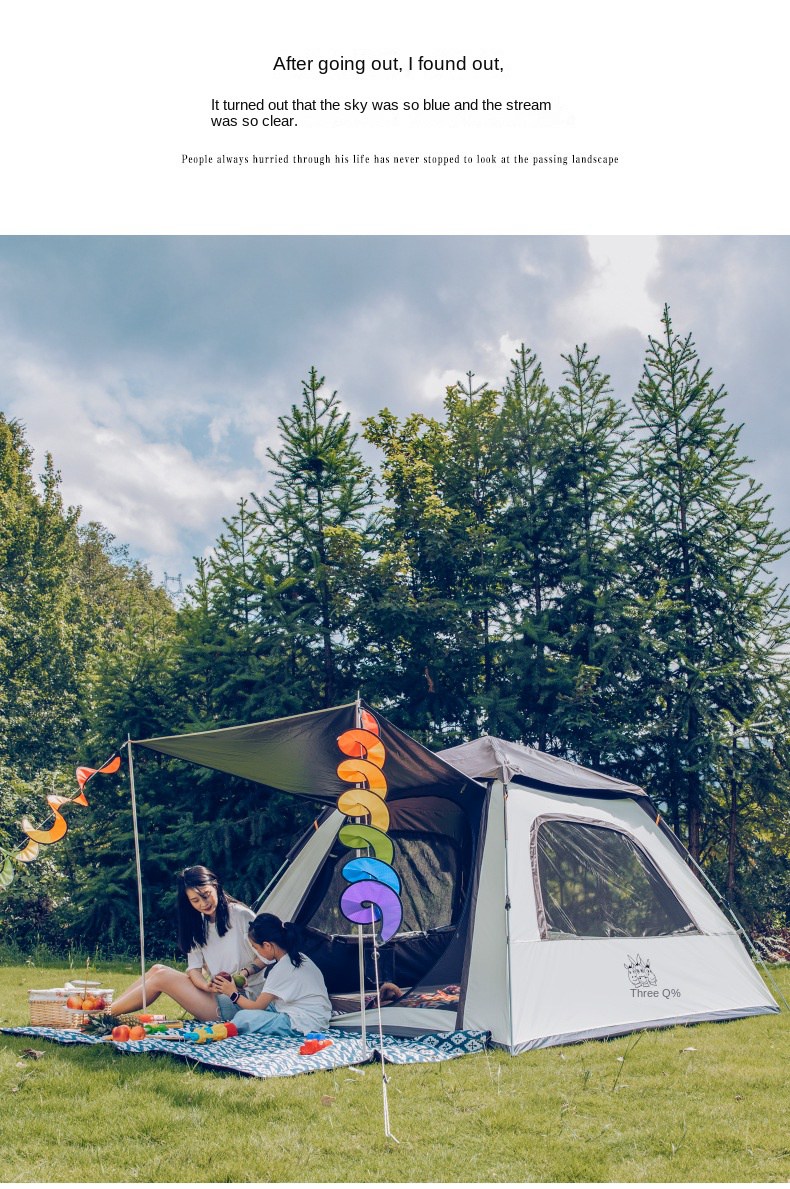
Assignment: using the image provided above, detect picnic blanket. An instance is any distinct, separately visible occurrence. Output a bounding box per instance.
[0,1025,489,1079]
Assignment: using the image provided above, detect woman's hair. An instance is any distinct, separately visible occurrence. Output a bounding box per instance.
[176,865,236,954]
[248,913,304,968]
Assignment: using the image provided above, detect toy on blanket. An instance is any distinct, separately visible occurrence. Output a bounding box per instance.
[180,1021,239,1044]
[299,1032,333,1055]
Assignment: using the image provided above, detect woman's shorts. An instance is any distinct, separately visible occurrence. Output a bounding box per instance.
[233,1003,296,1036]
[216,993,239,1022]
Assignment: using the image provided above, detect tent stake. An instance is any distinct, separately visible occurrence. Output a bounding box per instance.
[126,736,147,1009]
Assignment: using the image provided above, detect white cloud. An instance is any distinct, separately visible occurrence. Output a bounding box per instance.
[559,236,662,342]
[2,235,787,590]
[4,351,258,567]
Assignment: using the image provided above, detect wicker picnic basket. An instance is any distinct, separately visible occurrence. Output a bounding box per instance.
[28,982,115,1029]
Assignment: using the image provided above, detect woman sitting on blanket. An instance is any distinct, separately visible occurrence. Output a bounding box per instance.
[109,865,268,1021]
[212,913,332,1037]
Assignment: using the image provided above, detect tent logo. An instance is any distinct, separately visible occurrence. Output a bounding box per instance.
[625,954,657,989]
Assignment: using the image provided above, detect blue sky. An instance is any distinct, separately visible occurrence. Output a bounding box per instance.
[1,235,788,591]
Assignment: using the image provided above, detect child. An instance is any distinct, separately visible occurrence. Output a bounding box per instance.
[212,913,331,1036]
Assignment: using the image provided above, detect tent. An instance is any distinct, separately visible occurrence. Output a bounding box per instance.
[137,701,778,1052]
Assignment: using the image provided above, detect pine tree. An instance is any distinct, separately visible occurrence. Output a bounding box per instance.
[256,367,377,707]
[628,307,790,859]
[496,344,568,748]
[547,345,639,768]
[363,375,510,742]
[441,374,508,714]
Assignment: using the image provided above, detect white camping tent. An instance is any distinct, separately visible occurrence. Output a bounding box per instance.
[258,732,777,1051]
[138,705,778,1052]
[435,736,778,1049]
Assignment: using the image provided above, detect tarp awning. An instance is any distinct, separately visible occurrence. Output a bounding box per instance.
[135,701,480,805]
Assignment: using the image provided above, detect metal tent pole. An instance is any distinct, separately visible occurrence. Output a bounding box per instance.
[126,736,147,1009]
[501,781,515,1054]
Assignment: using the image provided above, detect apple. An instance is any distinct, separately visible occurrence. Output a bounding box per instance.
[111,1025,130,1041]
[128,1025,146,1040]
[66,995,83,1009]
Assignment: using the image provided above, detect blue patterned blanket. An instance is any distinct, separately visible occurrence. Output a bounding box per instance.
[0,1025,489,1079]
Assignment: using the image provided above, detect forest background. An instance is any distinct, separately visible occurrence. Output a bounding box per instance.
[1,307,789,957]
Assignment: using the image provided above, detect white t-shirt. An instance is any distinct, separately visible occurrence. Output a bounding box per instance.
[186,902,266,994]
[264,952,332,1034]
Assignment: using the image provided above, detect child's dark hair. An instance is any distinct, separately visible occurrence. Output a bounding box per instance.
[249,913,304,968]
[176,865,236,954]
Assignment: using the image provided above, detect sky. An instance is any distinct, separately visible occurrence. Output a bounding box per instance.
[1,235,788,594]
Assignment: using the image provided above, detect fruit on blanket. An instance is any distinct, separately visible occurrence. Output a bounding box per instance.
[111,1025,131,1041]
[128,1025,146,1040]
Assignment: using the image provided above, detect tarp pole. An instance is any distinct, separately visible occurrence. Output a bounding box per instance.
[126,736,147,1009]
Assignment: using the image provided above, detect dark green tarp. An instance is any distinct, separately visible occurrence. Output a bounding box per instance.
[135,700,477,806]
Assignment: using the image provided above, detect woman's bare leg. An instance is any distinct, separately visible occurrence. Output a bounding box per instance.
[110,964,219,1020]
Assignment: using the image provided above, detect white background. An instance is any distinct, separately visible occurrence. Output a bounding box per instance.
[1,0,785,234]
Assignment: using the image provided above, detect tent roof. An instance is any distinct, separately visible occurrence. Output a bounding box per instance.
[437,736,648,798]
[135,701,480,806]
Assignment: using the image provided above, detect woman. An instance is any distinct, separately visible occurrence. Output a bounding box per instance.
[212,913,332,1036]
[109,865,266,1020]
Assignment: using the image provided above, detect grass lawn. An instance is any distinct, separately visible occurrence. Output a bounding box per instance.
[1,958,788,1183]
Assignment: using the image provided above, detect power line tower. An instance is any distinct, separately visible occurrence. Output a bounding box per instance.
[163,572,184,604]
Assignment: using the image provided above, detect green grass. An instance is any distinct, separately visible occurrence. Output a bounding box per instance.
[1,959,789,1182]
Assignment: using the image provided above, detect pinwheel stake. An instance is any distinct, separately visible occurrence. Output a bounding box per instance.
[334,700,403,1141]
[126,736,148,1008]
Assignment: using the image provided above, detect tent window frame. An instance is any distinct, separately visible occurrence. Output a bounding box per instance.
[530,812,700,941]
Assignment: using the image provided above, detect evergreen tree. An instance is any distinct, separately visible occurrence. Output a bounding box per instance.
[496,345,568,748]
[628,307,789,858]
[441,374,509,718]
[363,376,509,743]
[256,367,377,707]
[547,345,640,768]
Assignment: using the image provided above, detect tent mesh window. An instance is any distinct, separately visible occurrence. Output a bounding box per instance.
[301,831,463,937]
[535,819,699,939]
